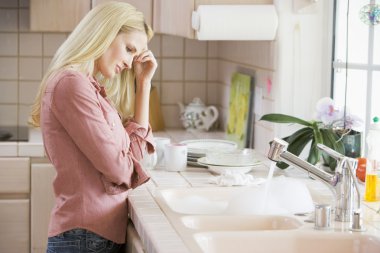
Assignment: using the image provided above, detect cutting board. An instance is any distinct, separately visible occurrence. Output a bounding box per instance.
[149,86,165,131]
[226,72,253,148]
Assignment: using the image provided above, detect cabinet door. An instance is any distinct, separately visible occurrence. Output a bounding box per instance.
[92,0,153,27]
[30,0,91,32]
[0,200,30,253]
[154,0,273,39]
[31,163,56,253]
[0,158,29,194]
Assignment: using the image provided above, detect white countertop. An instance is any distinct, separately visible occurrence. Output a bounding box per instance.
[128,161,380,253]
[0,127,227,157]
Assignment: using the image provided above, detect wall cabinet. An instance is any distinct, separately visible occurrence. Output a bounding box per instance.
[30,0,91,32]
[0,158,30,253]
[30,0,152,32]
[153,0,273,39]
[31,163,56,253]
[92,0,153,27]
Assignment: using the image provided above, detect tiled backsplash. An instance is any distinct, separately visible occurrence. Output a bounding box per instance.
[0,0,222,129]
[0,0,275,153]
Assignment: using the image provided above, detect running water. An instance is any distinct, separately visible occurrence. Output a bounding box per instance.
[262,161,277,212]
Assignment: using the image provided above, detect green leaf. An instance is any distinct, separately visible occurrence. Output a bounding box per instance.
[320,128,345,170]
[260,114,312,126]
[275,127,314,169]
[307,139,320,165]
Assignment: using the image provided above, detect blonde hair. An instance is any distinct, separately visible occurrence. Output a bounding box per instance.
[30,1,153,127]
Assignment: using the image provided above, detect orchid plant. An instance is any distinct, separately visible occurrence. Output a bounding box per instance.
[260,97,363,170]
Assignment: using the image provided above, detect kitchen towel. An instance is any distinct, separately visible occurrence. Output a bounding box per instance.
[192,5,278,40]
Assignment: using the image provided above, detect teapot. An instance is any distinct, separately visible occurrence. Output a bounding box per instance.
[178,97,218,131]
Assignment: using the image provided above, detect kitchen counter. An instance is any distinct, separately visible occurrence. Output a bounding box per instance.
[129,159,380,253]
[0,127,44,157]
[0,127,227,157]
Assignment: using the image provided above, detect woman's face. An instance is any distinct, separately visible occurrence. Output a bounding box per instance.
[95,30,148,78]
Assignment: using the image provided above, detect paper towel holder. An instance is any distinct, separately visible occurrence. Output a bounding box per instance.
[191,5,278,41]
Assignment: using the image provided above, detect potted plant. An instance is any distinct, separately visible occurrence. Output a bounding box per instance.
[260,97,363,170]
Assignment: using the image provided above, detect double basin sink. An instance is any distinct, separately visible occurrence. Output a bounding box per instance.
[152,184,380,253]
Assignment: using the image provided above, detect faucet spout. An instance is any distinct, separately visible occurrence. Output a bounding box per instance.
[268,138,338,186]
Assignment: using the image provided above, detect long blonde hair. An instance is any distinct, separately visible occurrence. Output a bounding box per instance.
[30,1,153,127]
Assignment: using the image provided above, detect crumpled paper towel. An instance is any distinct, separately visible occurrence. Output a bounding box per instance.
[208,171,266,187]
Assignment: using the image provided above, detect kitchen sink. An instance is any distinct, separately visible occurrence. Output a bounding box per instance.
[181,215,302,231]
[153,177,316,216]
[194,231,380,253]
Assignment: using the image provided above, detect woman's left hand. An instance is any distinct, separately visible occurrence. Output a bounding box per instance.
[133,50,157,87]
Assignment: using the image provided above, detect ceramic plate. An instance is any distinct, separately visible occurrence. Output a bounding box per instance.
[180,139,238,156]
[197,157,262,167]
[197,157,261,175]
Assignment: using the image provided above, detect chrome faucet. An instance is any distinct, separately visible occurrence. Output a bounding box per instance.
[268,138,364,229]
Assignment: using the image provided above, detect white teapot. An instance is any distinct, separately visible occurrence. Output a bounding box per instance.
[178,97,218,131]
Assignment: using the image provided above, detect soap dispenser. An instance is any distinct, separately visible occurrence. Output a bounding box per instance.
[364,116,380,201]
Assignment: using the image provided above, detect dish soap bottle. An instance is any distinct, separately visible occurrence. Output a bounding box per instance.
[364,116,380,202]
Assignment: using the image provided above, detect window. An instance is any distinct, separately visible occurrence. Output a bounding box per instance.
[332,0,380,139]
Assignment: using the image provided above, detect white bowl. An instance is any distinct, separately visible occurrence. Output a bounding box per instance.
[206,148,258,166]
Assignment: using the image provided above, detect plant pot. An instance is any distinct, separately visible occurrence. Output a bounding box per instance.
[339,130,362,158]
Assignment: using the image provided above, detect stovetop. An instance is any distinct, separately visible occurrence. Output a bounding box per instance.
[0,126,29,142]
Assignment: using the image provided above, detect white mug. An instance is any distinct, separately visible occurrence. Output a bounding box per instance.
[164,143,188,172]
[154,137,171,169]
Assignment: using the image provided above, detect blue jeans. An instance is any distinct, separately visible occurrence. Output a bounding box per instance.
[46,228,124,253]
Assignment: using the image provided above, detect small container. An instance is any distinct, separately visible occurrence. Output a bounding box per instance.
[356,157,366,182]
[314,204,332,230]
[365,116,380,202]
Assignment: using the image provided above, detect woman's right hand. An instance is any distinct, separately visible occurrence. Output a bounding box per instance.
[133,50,157,88]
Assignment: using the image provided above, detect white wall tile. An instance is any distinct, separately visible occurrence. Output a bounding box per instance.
[19,0,29,7]
[20,33,42,56]
[43,57,52,73]
[19,57,42,80]
[162,35,184,57]
[0,57,18,79]
[149,35,161,57]
[162,59,183,81]
[43,33,66,56]
[207,59,218,81]
[161,82,183,104]
[0,9,18,31]
[0,0,18,7]
[19,81,39,104]
[0,33,18,56]
[0,105,18,125]
[18,104,30,126]
[184,59,206,81]
[19,9,29,32]
[184,82,206,104]
[185,39,207,57]
[0,81,17,103]
[161,105,181,128]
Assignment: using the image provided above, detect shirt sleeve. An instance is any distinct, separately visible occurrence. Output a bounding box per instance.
[51,73,148,191]
[124,118,156,160]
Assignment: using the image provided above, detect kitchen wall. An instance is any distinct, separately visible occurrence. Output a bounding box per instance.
[0,0,332,156]
[0,0,221,129]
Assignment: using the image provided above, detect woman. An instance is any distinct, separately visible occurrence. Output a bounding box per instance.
[30,2,156,252]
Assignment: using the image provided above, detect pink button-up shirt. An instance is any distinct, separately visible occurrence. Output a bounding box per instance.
[41,69,154,243]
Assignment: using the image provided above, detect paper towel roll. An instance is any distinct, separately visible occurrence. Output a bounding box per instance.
[192,5,278,41]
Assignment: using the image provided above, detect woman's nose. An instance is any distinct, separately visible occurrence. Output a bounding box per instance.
[123,55,133,70]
